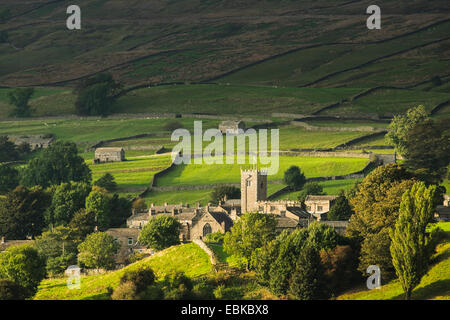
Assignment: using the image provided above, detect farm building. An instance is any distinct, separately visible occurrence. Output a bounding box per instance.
[7,134,54,150]
[93,147,125,164]
[219,120,246,134]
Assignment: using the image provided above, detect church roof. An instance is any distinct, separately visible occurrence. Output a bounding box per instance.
[208,211,234,231]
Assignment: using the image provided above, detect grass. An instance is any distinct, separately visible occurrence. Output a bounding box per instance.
[88,155,172,191]
[143,189,214,207]
[155,156,369,187]
[208,243,247,269]
[34,242,212,300]
[337,222,450,300]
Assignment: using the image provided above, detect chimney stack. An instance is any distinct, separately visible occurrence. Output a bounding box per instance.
[1,236,5,244]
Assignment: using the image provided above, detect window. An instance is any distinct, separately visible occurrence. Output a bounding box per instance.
[306,206,311,211]
[203,223,212,237]
[317,206,323,212]
[247,180,252,187]
[128,238,133,246]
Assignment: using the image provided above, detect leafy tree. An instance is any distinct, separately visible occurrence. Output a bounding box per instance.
[45,181,91,227]
[0,135,19,162]
[132,197,147,212]
[0,185,51,239]
[289,245,327,300]
[68,209,97,241]
[327,195,354,221]
[390,182,436,300]
[283,165,306,191]
[385,105,428,155]
[77,232,119,270]
[119,267,156,293]
[7,88,35,117]
[320,245,361,296]
[109,194,132,228]
[347,164,416,278]
[93,173,117,192]
[0,244,46,297]
[266,222,341,295]
[74,73,122,116]
[223,212,277,270]
[21,141,91,188]
[0,279,29,300]
[161,272,194,300]
[0,164,20,193]
[403,119,449,185]
[297,181,325,203]
[138,215,181,251]
[33,226,78,276]
[85,187,112,230]
[204,231,225,244]
[210,185,240,205]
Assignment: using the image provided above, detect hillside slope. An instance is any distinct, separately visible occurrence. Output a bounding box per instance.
[33,242,212,300]
[0,0,449,88]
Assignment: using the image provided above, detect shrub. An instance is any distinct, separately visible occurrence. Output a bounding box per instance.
[161,272,193,300]
[127,252,150,264]
[204,232,225,244]
[0,279,29,300]
[111,281,139,300]
[213,285,244,300]
[120,267,156,293]
[192,282,215,299]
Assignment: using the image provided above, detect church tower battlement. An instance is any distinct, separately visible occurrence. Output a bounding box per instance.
[241,169,267,213]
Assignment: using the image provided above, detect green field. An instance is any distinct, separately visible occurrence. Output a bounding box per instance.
[88,155,172,192]
[155,156,368,187]
[143,188,214,207]
[34,242,212,300]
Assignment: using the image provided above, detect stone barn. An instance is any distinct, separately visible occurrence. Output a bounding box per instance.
[219,120,246,135]
[94,147,125,164]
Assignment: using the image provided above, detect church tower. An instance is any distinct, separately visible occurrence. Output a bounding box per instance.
[241,169,267,213]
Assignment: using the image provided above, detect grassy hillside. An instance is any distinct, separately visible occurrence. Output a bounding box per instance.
[34,242,212,300]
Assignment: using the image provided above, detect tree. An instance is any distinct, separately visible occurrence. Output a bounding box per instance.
[7,88,35,117]
[68,209,97,241]
[77,232,119,270]
[33,226,78,276]
[85,187,112,230]
[327,195,354,221]
[390,182,436,300]
[0,279,29,300]
[0,185,51,239]
[21,141,91,188]
[0,164,20,193]
[45,181,91,227]
[93,173,117,192]
[403,119,449,185]
[138,215,181,251]
[266,222,341,295]
[297,181,325,203]
[109,194,132,228]
[289,245,327,300]
[0,135,19,162]
[283,165,306,191]
[0,244,46,297]
[74,73,123,116]
[223,212,277,270]
[210,185,240,205]
[346,164,416,278]
[385,105,428,155]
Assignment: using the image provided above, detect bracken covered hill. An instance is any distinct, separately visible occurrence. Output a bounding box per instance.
[0,0,449,88]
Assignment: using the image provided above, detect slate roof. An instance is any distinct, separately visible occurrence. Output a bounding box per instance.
[275,216,299,228]
[305,195,338,201]
[0,240,33,251]
[208,211,234,231]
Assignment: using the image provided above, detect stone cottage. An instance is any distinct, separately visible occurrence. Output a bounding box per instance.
[93,147,125,164]
[105,228,150,266]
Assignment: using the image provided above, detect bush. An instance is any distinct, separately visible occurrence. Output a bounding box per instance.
[213,285,244,300]
[204,232,225,244]
[161,272,193,300]
[0,279,29,300]
[120,267,156,293]
[192,282,215,299]
[127,252,150,264]
[111,281,139,300]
